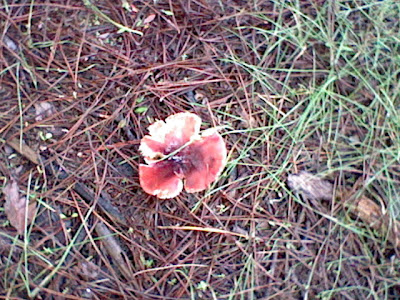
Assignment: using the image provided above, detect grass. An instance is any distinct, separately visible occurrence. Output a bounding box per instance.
[0,0,400,299]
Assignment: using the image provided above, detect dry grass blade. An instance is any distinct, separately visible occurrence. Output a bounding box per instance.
[158,225,251,239]
[82,0,143,35]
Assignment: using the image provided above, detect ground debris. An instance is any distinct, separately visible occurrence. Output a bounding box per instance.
[0,0,398,297]
[41,155,127,225]
[288,171,400,248]
[143,14,156,25]
[2,178,36,235]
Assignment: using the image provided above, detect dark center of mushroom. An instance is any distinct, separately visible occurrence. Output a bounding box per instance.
[166,145,204,180]
[169,153,189,178]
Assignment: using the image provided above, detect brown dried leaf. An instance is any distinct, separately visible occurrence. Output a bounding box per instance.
[354,196,384,230]
[287,171,333,201]
[6,138,40,164]
[3,179,36,234]
[348,194,400,248]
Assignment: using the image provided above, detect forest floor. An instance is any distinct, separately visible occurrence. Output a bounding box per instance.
[1,0,400,299]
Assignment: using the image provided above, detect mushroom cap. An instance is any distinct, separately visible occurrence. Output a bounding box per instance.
[139,112,201,162]
[139,162,183,199]
[183,129,227,193]
[138,112,227,198]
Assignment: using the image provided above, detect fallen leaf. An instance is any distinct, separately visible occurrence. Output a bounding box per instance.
[232,225,249,236]
[143,14,156,24]
[287,171,333,201]
[351,195,400,248]
[354,195,384,230]
[287,171,400,248]
[3,179,36,234]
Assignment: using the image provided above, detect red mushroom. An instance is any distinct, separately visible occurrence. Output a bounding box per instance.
[139,112,227,199]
